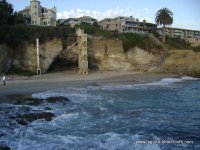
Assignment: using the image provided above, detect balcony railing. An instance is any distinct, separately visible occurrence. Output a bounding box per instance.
[41,13,55,19]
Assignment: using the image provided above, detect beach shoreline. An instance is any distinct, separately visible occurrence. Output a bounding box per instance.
[0,71,179,103]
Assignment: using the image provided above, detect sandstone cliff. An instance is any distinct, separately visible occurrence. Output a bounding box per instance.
[157,49,200,76]
[2,38,63,73]
[0,45,10,72]
[88,38,158,71]
[0,37,199,77]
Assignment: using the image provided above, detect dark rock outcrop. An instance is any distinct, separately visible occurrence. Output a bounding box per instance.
[15,112,55,125]
[15,98,43,106]
[46,96,70,103]
[15,119,28,126]
[21,112,55,122]
[44,107,52,110]
[14,96,70,105]
[0,133,6,138]
[0,145,11,150]
[0,45,11,73]
[23,98,43,106]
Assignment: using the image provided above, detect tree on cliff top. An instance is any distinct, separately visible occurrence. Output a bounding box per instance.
[155,7,173,43]
[0,0,14,24]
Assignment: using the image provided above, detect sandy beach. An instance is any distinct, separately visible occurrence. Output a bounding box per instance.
[0,71,178,103]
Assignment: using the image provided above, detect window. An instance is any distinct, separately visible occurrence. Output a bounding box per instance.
[44,22,47,25]
[35,20,37,24]
[32,20,34,24]
[35,12,37,16]
[48,21,50,24]
[35,5,37,8]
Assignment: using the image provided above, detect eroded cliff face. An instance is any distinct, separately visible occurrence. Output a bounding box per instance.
[90,39,132,71]
[0,38,63,73]
[88,38,158,71]
[0,37,199,76]
[52,38,159,72]
[13,38,62,73]
[157,50,200,76]
[0,45,10,72]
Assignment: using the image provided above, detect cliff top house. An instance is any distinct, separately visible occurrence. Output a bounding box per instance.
[18,0,57,27]
[58,16,97,27]
[99,16,157,34]
[157,27,200,43]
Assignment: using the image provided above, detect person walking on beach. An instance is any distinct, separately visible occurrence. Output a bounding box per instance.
[2,74,6,85]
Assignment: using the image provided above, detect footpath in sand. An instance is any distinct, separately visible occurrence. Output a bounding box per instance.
[0,71,178,103]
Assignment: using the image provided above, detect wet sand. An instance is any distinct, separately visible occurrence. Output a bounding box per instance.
[0,71,178,103]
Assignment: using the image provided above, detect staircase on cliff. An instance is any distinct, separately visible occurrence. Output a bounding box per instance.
[141,33,169,72]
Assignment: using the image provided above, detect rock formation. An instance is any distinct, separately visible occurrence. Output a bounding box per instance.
[0,36,199,76]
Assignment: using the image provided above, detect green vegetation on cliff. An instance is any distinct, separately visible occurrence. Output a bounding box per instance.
[117,33,163,53]
[0,25,75,48]
[166,37,190,49]
[117,33,145,51]
[75,22,111,37]
[165,37,200,52]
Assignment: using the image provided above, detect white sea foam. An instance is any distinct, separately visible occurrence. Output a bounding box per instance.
[93,132,161,150]
[89,76,199,90]
[145,78,183,86]
[13,128,162,150]
[181,76,199,80]
[13,132,160,150]
[32,88,70,99]
[146,76,199,86]
[32,88,103,104]
[93,84,144,91]
[57,135,84,145]
[50,113,79,127]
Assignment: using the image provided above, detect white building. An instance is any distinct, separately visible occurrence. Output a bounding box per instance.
[18,0,57,27]
[58,16,97,27]
[157,27,200,43]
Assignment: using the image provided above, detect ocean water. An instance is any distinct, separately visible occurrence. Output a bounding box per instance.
[0,77,200,150]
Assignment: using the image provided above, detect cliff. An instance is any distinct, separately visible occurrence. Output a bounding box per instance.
[88,38,158,71]
[157,49,200,76]
[0,38,63,73]
[0,37,199,77]
[0,45,10,72]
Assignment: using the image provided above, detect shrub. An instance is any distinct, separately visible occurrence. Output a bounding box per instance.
[192,46,200,52]
[117,33,146,52]
[0,25,75,47]
[166,37,191,49]
[74,22,111,37]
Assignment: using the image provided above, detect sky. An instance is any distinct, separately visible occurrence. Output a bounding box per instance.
[8,0,200,30]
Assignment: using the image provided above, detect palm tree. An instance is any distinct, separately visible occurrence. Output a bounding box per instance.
[155,8,173,43]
